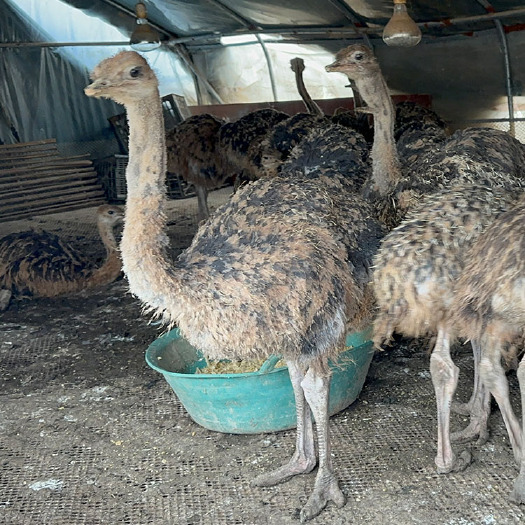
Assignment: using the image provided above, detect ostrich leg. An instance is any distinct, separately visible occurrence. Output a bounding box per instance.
[195,185,210,221]
[480,337,523,464]
[430,325,471,473]
[252,361,316,487]
[511,357,525,503]
[451,339,491,445]
[300,367,345,522]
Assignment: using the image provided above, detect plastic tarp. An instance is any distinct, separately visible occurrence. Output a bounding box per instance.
[195,41,352,104]
[0,0,196,145]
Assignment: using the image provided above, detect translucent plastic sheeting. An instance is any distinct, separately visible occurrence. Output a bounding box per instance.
[0,0,196,145]
[196,42,353,104]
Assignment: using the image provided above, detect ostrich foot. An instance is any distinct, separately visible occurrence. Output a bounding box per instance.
[299,472,346,523]
[436,449,472,474]
[511,474,525,504]
[0,289,12,311]
[451,421,489,445]
[251,454,316,487]
[451,399,473,416]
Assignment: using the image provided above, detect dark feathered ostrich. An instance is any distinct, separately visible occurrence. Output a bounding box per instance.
[0,204,123,310]
[218,108,289,186]
[165,113,228,221]
[328,44,525,475]
[85,51,387,522]
[254,57,370,181]
[452,195,525,503]
[394,100,448,165]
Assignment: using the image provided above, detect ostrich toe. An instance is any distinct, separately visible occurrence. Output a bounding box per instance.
[299,472,346,522]
[452,384,491,445]
[511,474,525,504]
[451,423,489,446]
[251,453,316,487]
[436,448,472,474]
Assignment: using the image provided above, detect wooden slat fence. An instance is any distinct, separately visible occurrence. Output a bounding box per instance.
[0,139,106,221]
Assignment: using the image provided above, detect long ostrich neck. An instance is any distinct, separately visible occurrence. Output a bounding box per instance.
[355,71,401,196]
[120,95,181,314]
[87,223,121,288]
[294,68,323,116]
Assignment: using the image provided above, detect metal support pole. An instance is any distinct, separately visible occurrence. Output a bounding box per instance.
[494,20,515,136]
[255,36,278,102]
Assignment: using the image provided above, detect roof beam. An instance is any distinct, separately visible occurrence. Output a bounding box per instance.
[325,0,372,47]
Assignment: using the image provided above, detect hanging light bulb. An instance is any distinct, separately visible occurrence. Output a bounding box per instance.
[130,2,161,52]
[382,0,422,47]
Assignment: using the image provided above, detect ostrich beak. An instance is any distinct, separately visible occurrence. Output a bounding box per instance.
[84,79,108,98]
[325,60,340,73]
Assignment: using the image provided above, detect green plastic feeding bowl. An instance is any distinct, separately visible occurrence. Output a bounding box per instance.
[145,328,374,434]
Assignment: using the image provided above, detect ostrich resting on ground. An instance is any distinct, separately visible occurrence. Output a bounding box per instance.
[0,204,123,311]
[85,51,386,522]
[452,195,525,504]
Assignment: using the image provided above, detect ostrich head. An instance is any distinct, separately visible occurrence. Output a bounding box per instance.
[96,204,124,229]
[325,44,379,80]
[290,57,305,74]
[85,51,158,105]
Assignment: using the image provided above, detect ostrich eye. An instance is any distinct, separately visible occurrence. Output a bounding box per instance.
[130,67,142,78]
[108,210,115,215]
[354,53,364,61]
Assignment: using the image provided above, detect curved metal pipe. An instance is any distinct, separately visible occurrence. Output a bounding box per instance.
[256,35,278,102]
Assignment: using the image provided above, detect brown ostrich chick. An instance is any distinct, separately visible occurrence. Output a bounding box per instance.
[452,195,525,504]
[326,44,402,199]
[165,113,228,222]
[372,185,520,474]
[0,204,123,310]
[85,51,386,522]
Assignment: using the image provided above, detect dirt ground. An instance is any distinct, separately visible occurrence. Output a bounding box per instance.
[1,187,524,525]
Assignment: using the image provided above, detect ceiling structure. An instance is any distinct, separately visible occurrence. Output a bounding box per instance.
[61,1,525,49]
[54,1,525,115]
[3,1,525,145]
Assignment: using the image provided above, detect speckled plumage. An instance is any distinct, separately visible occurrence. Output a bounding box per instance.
[85,50,386,521]
[0,205,123,302]
[452,196,525,503]
[165,113,225,189]
[176,172,384,362]
[394,101,448,166]
[281,122,369,189]
[373,185,520,344]
[372,184,521,474]
[453,195,525,347]
[218,108,289,180]
[394,127,525,214]
[394,101,447,139]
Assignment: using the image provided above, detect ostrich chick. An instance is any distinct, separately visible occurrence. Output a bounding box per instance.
[85,51,385,522]
[165,113,227,221]
[0,204,123,310]
[372,185,520,473]
[326,44,402,199]
[218,108,289,187]
[452,195,525,503]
